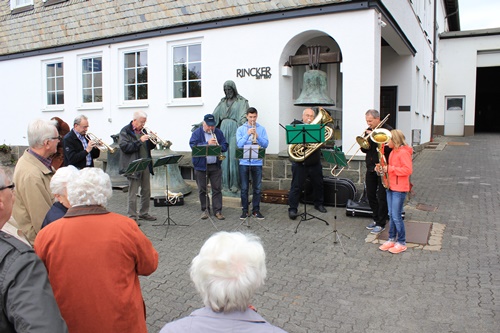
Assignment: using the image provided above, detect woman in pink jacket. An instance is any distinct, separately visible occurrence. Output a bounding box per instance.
[378,129,413,254]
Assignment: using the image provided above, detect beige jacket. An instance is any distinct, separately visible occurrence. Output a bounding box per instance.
[13,149,54,244]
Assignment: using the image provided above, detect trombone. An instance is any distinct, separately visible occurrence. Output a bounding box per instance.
[331,114,390,177]
[141,127,172,148]
[85,133,116,154]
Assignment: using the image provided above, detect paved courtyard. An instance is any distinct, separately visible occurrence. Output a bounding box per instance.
[106,133,499,333]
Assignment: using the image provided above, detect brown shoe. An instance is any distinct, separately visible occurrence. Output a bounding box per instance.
[201,211,209,220]
[215,212,225,220]
[139,214,157,221]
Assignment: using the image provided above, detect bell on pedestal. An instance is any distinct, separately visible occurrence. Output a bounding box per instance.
[294,69,335,106]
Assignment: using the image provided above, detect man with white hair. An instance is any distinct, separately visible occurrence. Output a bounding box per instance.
[119,111,157,224]
[159,231,287,333]
[13,118,60,244]
[35,167,158,333]
[0,167,68,333]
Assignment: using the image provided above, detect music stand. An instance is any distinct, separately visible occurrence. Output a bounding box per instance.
[191,145,220,230]
[123,158,152,224]
[313,148,350,253]
[234,146,269,232]
[152,155,187,238]
[285,124,329,233]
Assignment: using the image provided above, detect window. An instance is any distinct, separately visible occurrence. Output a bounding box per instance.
[82,57,103,103]
[46,62,64,105]
[173,44,201,99]
[124,51,148,100]
[10,0,33,12]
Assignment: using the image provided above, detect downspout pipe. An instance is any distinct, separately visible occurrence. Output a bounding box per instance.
[430,0,438,141]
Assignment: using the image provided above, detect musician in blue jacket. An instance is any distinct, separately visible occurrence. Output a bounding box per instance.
[189,114,228,221]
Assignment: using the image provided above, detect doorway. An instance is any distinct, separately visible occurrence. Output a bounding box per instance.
[475,66,500,133]
[380,86,397,129]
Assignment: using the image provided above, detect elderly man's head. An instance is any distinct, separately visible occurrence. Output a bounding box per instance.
[190,232,267,313]
[0,167,15,227]
[50,166,79,208]
[27,119,59,157]
[67,168,112,207]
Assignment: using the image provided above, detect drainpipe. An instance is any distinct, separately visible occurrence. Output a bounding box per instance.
[430,0,437,142]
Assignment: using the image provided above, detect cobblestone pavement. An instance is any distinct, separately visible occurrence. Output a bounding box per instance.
[105,133,499,333]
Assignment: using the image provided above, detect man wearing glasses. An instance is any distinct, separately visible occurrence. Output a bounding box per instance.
[63,115,100,169]
[0,167,68,332]
[13,119,59,244]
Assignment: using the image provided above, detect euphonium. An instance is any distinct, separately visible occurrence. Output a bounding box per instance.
[370,128,392,189]
[85,133,116,154]
[288,107,334,163]
[210,130,226,161]
[141,127,172,148]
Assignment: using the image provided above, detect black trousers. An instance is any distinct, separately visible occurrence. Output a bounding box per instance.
[365,170,388,227]
[288,162,324,212]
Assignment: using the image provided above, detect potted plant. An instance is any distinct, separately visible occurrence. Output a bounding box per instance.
[0,144,13,165]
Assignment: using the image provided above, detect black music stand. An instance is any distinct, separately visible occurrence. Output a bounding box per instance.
[234,146,269,232]
[152,155,187,238]
[191,145,220,230]
[313,148,350,253]
[285,124,329,233]
[123,158,152,224]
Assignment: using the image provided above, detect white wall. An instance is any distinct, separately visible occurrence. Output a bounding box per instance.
[0,6,433,154]
[437,34,500,129]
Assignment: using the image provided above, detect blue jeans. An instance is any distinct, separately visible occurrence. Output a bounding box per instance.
[239,165,262,213]
[386,189,407,244]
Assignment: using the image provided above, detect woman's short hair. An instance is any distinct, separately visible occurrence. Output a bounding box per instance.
[50,165,79,196]
[27,119,58,148]
[190,231,267,313]
[67,167,112,207]
[390,129,408,148]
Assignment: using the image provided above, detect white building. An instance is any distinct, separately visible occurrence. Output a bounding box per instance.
[0,0,468,187]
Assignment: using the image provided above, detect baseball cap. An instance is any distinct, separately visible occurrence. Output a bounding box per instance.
[204,114,216,126]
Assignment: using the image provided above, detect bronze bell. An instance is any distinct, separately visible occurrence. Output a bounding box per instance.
[294,69,335,106]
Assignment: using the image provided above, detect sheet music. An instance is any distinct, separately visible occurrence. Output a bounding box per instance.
[243,144,259,159]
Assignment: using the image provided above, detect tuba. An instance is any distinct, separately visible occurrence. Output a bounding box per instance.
[370,128,392,189]
[85,133,116,154]
[288,107,334,163]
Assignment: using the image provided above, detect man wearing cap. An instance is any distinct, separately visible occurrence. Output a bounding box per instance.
[189,114,229,220]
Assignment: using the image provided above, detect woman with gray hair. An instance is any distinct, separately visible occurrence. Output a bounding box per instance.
[41,165,78,228]
[159,231,287,333]
[35,167,158,333]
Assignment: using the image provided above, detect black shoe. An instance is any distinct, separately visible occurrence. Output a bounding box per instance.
[252,211,265,220]
[288,210,298,220]
[240,211,249,220]
[314,205,327,213]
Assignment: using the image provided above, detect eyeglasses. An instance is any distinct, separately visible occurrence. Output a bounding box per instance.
[0,183,15,191]
[48,136,62,141]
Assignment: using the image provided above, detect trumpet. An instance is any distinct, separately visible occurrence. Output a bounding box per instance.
[141,127,172,148]
[251,122,257,145]
[331,114,390,177]
[210,130,226,161]
[85,133,116,154]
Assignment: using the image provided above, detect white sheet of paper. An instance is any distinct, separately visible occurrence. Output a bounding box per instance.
[243,144,260,159]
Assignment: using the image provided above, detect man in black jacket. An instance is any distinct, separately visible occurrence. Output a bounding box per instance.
[63,115,100,169]
[118,111,157,224]
[288,108,327,220]
[361,109,392,234]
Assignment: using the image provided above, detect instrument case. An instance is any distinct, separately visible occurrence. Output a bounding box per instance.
[301,176,356,207]
[261,190,289,205]
[345,184,405,219]
[153,196,184,207]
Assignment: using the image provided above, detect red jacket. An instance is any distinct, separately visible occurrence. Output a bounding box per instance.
[387,145,413,192]
[35,206,158,333]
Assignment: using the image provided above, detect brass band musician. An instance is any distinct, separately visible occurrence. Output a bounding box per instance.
[63,115,100,169]
[362,109,393,234]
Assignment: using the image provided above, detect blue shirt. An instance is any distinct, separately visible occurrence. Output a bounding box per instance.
[236,122,269,166]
